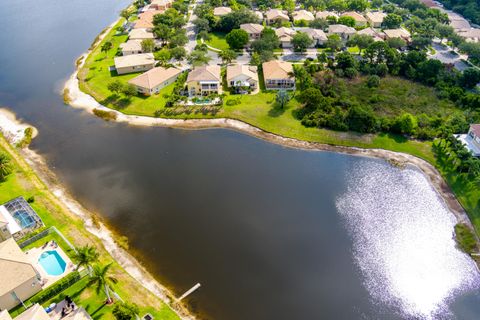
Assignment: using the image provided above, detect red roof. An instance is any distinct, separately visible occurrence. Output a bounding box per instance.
[470,124,480,137]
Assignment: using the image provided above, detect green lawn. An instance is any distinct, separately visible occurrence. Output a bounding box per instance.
[347,46,360,54]
[205,31,229,51]
[0,135,179,320]
[20,230,76,259]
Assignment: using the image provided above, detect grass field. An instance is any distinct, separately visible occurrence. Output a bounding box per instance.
[205,31,229,51]
[0,135,179,320]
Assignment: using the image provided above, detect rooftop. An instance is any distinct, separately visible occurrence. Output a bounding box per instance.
[187,65,221,82]
[119,40,142,52]
[226,64,258,82]
[128,28,155,40]
[341,11,367,22]
[213,6,232,16]
[0,238,39,297]
[240,23,264,34]
[133,19,153,29]
[328,24,356,34]
[316,11,338,19]
[128,67,182,89]
[365,11,387,23]
[263,60,293,80]
[265,9,289,21]
[114,53,155,69]
[293,10,315,21]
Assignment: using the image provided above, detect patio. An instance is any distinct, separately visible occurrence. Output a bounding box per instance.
[47,300,92,320]
[25,241,76,288]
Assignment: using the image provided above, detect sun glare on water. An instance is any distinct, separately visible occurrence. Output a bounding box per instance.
[336,161,480,319]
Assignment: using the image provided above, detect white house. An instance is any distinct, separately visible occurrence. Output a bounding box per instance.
[226,64,259,94]
[114,53,155,75]
[456,124,480,156]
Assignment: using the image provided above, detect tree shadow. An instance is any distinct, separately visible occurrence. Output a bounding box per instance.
[379,132,408,143]
[100,94,132,110]
[268,102,286,118]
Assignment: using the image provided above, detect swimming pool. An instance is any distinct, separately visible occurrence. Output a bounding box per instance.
[38,250,66,276]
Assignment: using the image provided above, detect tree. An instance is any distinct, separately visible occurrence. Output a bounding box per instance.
[345,105,378,133]
[276,90,291,109]
[170,46,187,61]
[293,65,313,91]
[101,41,113,56]
[198,30,211,41]
[383,13,402,29]
[310,18,329,30]
[393,113,418,135]
[347,34,374,53]
[386,37,406,49]
[107,80,123,94]
[0,153,13,182]
[226,29,249,50]
[120,9,130,20]
[193,17,211,32]
[217,9,259,32]
[338,16,356,27]
[112,302,140,320]
[88,263,118,304]
[347,0,369,11]
[336,52,356,71]
[327,0,348,11]
[251,28,280,53]
[73,245,99,271]
[219,49,237,64]
[284,0,296,13]
[154,49,171,65]
[250,52,261,66]
[326,34,342,52]
[410,35,432,50]
[188,50,211,66]
[292,32,314,52]
[141,39,155,53]
[435,24,454,43]
[459,68,480,89]
[121,84,138,97]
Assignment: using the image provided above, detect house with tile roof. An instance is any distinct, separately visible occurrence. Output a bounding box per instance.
[341,11,368,27]
[265,9,290,25]
[365,11,387,28]
[186,66,222,96]
[226,64,259,94]
[114,53,155,75]
[240,23,264,40]
[213,6,232,16]
[128,67,183,95]
[262,60,295,90]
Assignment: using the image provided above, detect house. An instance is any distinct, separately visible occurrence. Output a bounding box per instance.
[455,124,480,157]
[457,28,480,43]
[0,238,42,310]
[186,65,222,96]
[133,19,154,30]
[293,10,315,23]
[226,64,259,94]
[275,27,296,48]
[0,304,49,320]
[262,60,295,90]
[365,11,387,28]
[357,27,385,41]
[303,28,328,46]
[316,11,338,20]
[383,28,411,42]
[114,53,155,75]
[328,24,356,41]
[128,28,155,41]
[138,10,164,22]
[240,23,264,41]
[341,12,368,27]
[120,40,143,55]
[253,10,264,22]
[265,9,290,25]
[0,197,43,241]
[150,0,172,10]
[128,67,183,95]
[213,6,232,16]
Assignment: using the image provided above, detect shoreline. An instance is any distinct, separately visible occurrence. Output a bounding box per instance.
[65,62,472,229]
[0,108,195,320]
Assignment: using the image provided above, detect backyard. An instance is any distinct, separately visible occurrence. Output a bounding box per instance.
[205,31,229,51]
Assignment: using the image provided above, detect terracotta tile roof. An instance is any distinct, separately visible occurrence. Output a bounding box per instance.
[262,60,294,80]
[316,11,338,19]
[341,11,367,22]
[240,23,264,34]
[128,67,182,89]
[365,11,387,24]
[213,6,232,16]
[187,65,221,82]
[226,64,258,82]
[114,53,155,69]
[293,10,315,21]
[470,124,480,137]
[265,9,289,21]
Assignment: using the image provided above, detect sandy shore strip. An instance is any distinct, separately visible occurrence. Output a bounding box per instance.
[0,108,194,320]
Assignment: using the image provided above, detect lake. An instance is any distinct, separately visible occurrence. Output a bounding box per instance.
[1,0,480,319]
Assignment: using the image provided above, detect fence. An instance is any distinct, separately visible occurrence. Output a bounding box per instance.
[18,226,78,254]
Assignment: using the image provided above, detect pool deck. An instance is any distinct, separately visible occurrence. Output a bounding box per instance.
[25,243,75,288]
[48,300,92,320]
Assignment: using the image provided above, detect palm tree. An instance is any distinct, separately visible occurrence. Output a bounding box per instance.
[88,263,118,304]
[0,153,13,182]
[73,245,99,271]
[218,49,236,65]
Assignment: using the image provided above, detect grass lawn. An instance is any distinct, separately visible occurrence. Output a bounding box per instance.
[347,46,360,54]
[0,135,179,320]
[205,31,229,51]
[20,230,76,258]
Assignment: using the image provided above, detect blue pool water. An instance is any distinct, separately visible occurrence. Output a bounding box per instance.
[38,250,66,276]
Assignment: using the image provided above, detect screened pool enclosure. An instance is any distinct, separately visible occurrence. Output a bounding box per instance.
[0,196,43,239]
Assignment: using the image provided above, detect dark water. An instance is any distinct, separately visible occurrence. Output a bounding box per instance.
[1,0,480,319]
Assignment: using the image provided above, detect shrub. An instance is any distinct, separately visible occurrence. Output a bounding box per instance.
[366,75,380,88]
[31,272,82,305]
[93,109,117,121]
[113,302,140,320]
[454,223,477,254]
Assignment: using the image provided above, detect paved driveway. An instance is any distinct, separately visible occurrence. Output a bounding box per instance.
[429,42,469,71]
